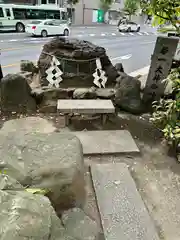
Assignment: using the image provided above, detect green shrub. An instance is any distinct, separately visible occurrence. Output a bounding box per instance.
[151,68,180,148]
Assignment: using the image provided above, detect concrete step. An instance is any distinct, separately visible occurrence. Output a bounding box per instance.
[91,163,159,240]
[72,130,140,155]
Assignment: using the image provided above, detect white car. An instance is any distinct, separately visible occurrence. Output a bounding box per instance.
[118,21,140,32]
[25,20,70,37]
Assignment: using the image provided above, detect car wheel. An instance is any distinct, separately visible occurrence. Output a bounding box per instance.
[137,27,140,32]
[16,23,25,33]
[41,30,48,38]
[64,29,69,36]
[127,27,131,32]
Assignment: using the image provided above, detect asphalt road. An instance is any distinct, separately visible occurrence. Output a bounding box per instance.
[0,25,157,75]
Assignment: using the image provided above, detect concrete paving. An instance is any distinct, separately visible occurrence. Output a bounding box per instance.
[91,163,159,240]
[72,130,139,155]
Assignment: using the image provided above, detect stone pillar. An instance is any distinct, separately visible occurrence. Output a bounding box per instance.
[143,36,179,104]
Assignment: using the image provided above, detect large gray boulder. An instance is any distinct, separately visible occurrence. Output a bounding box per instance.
[0,131,85,215]
[114,73,143,114]
[0,190,69,240]
[0,74,36,113]
[38,37,118,88]
[0,116,56,135]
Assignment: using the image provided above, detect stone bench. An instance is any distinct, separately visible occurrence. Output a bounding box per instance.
[57,99,115,126]
[91,163,159,240]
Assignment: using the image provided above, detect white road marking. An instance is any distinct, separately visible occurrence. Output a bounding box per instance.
[138,32,143,35]
[111,54,132,61]
[101,33,106,36]
[144,32,149,35]
[112,33,116,36]
[129,33,134,36]
[119,32,125,36]
[90,34,95,36]
[9,39,18,42]
[77,34,83,37]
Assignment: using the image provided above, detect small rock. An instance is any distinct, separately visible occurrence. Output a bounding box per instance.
[30,73,41,89]
[20,60,38,74]
[38,100,57,113]
[32,87,74,105]
[114,62,124,73]
[73,88,96,99]
[114,73,143,114]
[62,208,99,240]
[0,174,23,190]
[95,88,115,99]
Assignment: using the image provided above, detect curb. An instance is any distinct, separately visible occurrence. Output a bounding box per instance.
[129,65,149,89]
[129,65,149,77]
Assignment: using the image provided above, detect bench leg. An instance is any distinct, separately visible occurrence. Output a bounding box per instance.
[101,114,107,125]
[65,114,70,126]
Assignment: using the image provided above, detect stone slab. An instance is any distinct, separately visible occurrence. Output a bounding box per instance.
[57,99,115,114]
[72,130,139,155]
[91,163,159,240]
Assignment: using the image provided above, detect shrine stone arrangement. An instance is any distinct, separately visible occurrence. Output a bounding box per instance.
[0,36,175,115]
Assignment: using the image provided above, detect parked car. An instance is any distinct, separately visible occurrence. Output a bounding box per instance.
[118,21,140,32]
[25,20,70,37]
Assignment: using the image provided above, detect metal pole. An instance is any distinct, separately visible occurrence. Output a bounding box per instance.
[82,0,85,25]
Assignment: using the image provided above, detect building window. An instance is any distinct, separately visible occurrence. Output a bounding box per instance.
[49,0,56,3]
[41,0,47,4]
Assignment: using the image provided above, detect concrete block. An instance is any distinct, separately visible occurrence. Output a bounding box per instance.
[57,99,115,114]
[91,163,159,240]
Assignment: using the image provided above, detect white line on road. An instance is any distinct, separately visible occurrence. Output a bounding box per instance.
[144,32,149,35]
[111,54,132,61]
[9,39,18,42]
[129,33,134,36]
[138,32,143,35]
[112,33,116,36]
[119,32,125,36]
[101,33,106,36]
[90,34,95,37]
